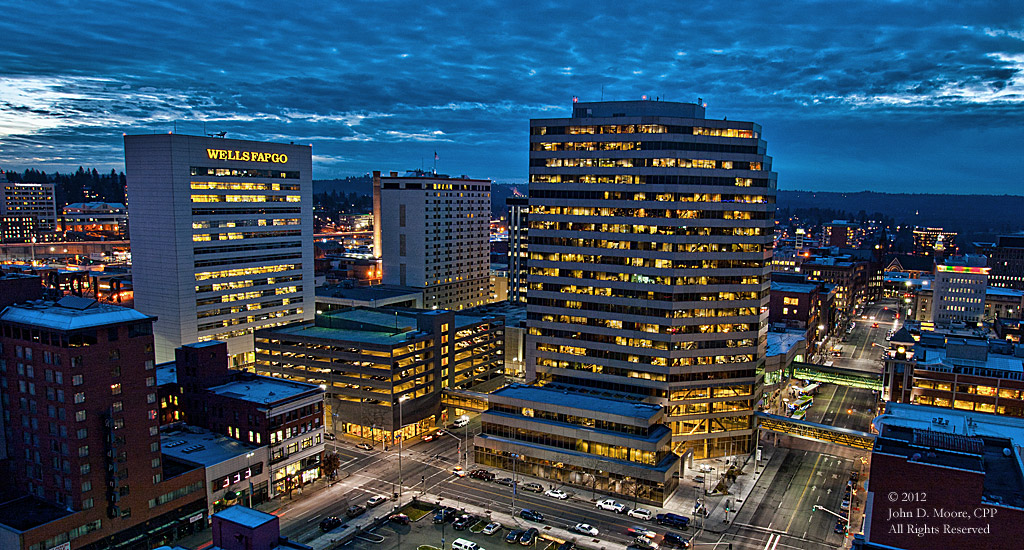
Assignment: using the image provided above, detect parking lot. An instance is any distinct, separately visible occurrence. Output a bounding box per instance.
[348,512,575,550]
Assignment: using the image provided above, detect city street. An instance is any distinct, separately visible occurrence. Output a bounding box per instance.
[830,299,899,374]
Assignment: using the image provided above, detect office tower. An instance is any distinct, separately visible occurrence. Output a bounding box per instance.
[124,134,315,365]
[0,297,206,550]
[506,196,529,304]
[931,255,989,324]
[1,182,57,233]
[822,220,857,248]
[526,100,776,459]
[373,170,490,310]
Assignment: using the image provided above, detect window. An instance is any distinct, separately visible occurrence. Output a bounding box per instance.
[81,463,90,475]
[111,384,121,395]
[82,480,92,493]
[75,410,86,422]
[145,377,155,387]
[82,498,94,510]
[150,442,159,452]
[151,457,161,468]
[147,393,156,404]
[78,446,89,457]
[72,375,83,386]
[109,350,120,362]
[113,401,123,412]
[74,392,85,404]
[77,428,87,439]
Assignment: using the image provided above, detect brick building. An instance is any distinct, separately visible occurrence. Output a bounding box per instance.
[0,297,206,550]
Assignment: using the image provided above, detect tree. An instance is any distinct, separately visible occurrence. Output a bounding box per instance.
[322,452,342,481]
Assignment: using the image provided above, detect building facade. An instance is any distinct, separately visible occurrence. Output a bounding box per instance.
[61,202,128,238]
[0,297,206,550]
[526,100,775,459]
[931,255,988,325]
[912,226,957,257]
[975,235,1024,290]
[374,170,490,311]
[124,134,315,365]
[1,183,57,233]
[254,307,504,443]
[506,196,529,304]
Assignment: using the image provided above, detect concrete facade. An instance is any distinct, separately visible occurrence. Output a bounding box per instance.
[124,134,315,365]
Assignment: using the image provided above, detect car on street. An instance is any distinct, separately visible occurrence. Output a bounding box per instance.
[521,482,544,493]
[506,529,525,544]
[319,516,342,531]
[495,477,515,486]
[655,513,689,529]
[356,442,373,450]
[573,523,599,536]
[367,495,387,508]
[325,432,337,440]
[390,513,411,525]
[596,498,626,513]
[453,466,468,477]
[834,520,849,534]
[627,508,653,520]
[698,464,714,473]
[454,417,470,428]
[453,514,475,531]
[692,475,705,484]
[471,469,496,481]
[627,526,657,539]
[482,522,502,535]
[422,432,437,442]
[662,533,690,548]
[631,536,659,550]
[544,488,569,500]
[850,471,859,482]
[520,509,544,522]
[841,498,851,511]
[520,528,540,546]
[345,504,366,518]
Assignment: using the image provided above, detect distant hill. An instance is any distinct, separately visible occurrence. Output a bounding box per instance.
[313,175,372,195]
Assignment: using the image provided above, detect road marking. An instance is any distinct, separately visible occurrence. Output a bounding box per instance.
[784,453,823,533]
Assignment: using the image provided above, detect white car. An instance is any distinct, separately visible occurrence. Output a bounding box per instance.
[573,523,599,536]
[482,522,502,535]
[366,495,387,508]
[698,464,714,473]
[544,489,569,500]
[627,508,653,521]
[596,498,626,513]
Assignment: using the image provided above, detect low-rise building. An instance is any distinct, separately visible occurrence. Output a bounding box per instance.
[208,506,311,550]
[61,202,127,238]
[931,255,988,325]
[314,283,423,312]
[474,383,680,506]
[160,426,270,517]
[254,307,504,444]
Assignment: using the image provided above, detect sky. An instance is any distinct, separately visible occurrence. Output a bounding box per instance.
[0,0,1022,194]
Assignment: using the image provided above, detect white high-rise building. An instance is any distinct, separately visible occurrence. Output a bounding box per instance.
[124,134,315,365]
[932,254,989,325]
[373,170,490,310]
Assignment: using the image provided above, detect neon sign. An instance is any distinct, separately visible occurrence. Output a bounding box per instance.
[936,265,989,275]
[206,149,288,164]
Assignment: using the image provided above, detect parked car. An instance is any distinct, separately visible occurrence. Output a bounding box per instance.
[544,488,569,500]
[495,477,515,486]
[834,519,849,534]
[631,536,659,550]
[482,522,502,535]
[662,533,690,548]
[453,514,475,531]
[692,475,705,484]
[521,482,544,493]
[850,471,860,482]
[558,542,574,550]
[596,499,626,513]
[573,523,599,536]
[506,529,525,544]
[319,516,342,531]
[390,513,411,525]
[434,507,457,523]
[471,469,496,481]
[655,513,689,529]
[628,508,653,521]
[520,509,544,522]
[520,528,540,546]
[325,432,337,440]
[345,504,366,518]
[366,495,387,508]
[626,526,657,539]
[356,442,373,450]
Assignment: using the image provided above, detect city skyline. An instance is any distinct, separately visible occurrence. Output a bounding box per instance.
[1,1,1022,194]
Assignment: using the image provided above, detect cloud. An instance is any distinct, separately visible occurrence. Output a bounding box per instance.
[0,0,1022,193]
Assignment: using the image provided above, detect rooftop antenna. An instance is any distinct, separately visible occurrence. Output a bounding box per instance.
[601,85,604,101]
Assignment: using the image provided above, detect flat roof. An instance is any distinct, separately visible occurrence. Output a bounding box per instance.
[464,300,527,325]
[214,505,277,529]
[0,297,151,331]
[916,347,1024,374]
[0,495,75,532]
[156,361,178,386]
[770,281,819,294]
[766,331,805,357]
[986,286,1024,297]
[269,323,416,346]
[207,376,320,405]
[315,284,422,302]
[161,427,262,467]
[490,383,662,421]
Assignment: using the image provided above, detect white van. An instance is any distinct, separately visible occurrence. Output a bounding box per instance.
[454,417,470,428]
[452,539,480,550]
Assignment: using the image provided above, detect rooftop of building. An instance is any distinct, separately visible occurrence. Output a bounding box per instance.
[873,403,1024,508]
[214,505,276,529]
[770,281,820,294]
[766,331,806,357]
[161,426,262,467]
[985,286,1024,297]
[315,284,422,303]
[562,99,709,121]
[464,300,527,327]
[941,254,988,268]
[0,495,75,533]
[207,375,321,405]
[156,361,178,386]
[63,201,126,211]
[883,254,936,273]
[913,346,1024,374]
[489,383,662,421]
[379,169,489,183]
[0,295,151,331]
[266,307,499,346]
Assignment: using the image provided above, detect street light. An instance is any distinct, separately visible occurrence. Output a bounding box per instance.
[397,394,410,508]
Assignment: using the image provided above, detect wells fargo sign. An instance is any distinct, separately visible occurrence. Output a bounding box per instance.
[206,149,288,163]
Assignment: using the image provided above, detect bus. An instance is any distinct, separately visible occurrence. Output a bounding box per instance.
[795,383,821,396]
[794,395,813,411]
[792,409,807,420]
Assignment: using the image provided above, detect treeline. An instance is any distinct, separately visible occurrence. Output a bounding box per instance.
[2,167,126,206]
[313,190,374,216]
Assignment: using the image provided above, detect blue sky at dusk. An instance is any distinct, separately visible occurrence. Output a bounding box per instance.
[0,0,1022,193]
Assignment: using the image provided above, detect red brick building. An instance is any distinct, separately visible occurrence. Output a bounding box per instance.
[0,296,205,550]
